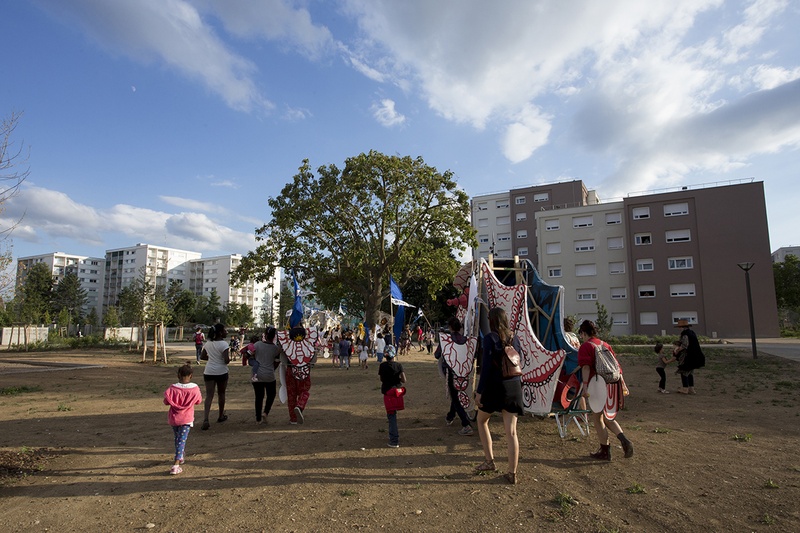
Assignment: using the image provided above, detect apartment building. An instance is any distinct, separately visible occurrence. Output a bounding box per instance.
[189,254,280,325]
[473,179,779,339]
[772,246,800,263]
[16,252,105,317]
[103,244,201,312]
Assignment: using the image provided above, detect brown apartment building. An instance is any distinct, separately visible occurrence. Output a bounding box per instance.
[472,179,779,339]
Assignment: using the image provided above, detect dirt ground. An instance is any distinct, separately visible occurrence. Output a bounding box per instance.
[0,343,799,533]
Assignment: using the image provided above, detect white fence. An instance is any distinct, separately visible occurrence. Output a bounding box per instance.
[1,326,50,348]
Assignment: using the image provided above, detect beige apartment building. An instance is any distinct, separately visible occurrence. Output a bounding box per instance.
[472,179,779,339]
[16,252,105,318]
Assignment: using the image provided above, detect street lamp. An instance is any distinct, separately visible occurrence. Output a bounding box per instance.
[737,262,757,359]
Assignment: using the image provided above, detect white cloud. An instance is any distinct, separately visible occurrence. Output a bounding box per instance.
[160,195,226,213]
[33,0,272,113]
[371,99,406,127]
[501,105,552,163]
[4,184,255,256]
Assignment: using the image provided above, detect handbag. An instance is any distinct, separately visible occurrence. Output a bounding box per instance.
[383,386,406,412]
[501,341,523,379]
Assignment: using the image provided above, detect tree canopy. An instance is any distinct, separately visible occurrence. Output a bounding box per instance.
[233,151,476,331]
[774,254,800,309]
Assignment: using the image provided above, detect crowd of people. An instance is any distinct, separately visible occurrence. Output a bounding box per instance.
[165,315,703,482]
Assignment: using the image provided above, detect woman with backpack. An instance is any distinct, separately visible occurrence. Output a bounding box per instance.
[473,307,523,484]
[577,320,633,461]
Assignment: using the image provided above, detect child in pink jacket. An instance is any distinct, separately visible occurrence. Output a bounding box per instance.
[163,362,203,475]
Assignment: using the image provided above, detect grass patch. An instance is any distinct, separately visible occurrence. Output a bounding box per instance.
[761,514,775,525]
[653,427,671,434]
[627,483,646,494]
[340,489,357,497]
[763,479,779,489]
[553,492,577,515]
[56,404,73,412]
[0,385,42,396]
[731,433,752,442]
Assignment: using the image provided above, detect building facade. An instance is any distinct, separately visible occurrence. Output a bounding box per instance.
[473,179,779,339]
[16,252,105,318]
[772,246,800,263]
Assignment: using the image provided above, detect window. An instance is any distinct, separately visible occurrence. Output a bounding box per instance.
[546,242,561,254]
[517,247,529,256]
[612,313,629,325]
[545,219,560,231]
[666,229,691,243]
[476,202,488,211]
[635,233,652,245]
[577,289,598,301]
[515,212,527,222]
[534,192,549,202]
[496,216,510,225]
[573,215,593,228]
[632,207,650,219]
[607,236,624,250]
[668,256,694,270]
[574,239,595,252]
[515,196,526,205]
[610,287,627,300]
[497,233,511,242]
[664,202,689,217]
[575,264,597,277]
[548,266,562,278]
[478,218,489,227]
[636,258,654,272]
[609,261,626,274]
[496,200,509,209]
[606,212,622,225]
[479,234,489,244]
[516,230,528,239]
[638,285,656,298]
[670,283,696,297]
[671,312,697,325]
[640,312,658,325]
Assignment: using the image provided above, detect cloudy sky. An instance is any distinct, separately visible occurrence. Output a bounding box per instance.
[2,0,799,269]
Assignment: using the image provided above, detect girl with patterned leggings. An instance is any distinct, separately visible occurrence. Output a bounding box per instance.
[163,362,202,475]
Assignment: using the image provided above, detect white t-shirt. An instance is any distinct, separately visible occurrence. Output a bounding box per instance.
[203,340,230,376]
[374,337,386,354]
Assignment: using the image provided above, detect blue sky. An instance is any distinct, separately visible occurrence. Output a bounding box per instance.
[2,0,799,271]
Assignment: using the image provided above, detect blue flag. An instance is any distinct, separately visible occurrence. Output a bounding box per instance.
[289,271,303,328]
[390,277,405,343]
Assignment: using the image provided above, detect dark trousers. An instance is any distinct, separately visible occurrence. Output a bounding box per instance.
[656,367,667,389]
[252,381,277,421]
[446,369,471,427]
[680,371,695,388]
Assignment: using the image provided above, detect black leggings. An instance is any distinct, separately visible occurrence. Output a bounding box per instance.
[680,372,695,388]
[656,367,667,389]
[252,381,277,421]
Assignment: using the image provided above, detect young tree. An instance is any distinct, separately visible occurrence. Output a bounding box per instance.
[86,307,99,328]
[118,269,152,326]
[595,301,613,340]
[205,289,221,323]
[223,301,253,329]
[103,306,121,328]
[232,151,476,334]
[0,112,29,298]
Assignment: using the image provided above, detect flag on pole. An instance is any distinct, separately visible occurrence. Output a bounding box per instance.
[289,270,303,328]
[390,277,415,308]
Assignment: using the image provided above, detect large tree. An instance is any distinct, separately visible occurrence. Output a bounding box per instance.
[233,151,476,332]
[16,262,53,323]
[51,272,87,324]
[774,254,800,309]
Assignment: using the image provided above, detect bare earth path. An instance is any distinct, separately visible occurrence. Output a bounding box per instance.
[1,344,799,532]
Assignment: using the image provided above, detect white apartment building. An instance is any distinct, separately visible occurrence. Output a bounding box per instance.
[535,201,632,335]
[103,244,201,311]
[472,192,512,260]
[189,254,281,326]
[16,252,105,317]
[772,246,800,263]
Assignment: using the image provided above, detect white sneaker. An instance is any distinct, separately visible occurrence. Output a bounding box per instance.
[387,443,399,448]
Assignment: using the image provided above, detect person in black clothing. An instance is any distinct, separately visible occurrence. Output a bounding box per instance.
[378,349,406,448]
[434,317,474,436]
[676,319,704,394]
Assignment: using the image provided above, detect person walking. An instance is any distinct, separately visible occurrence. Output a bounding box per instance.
[378,347,406,448]
[251,327,283,424]
[676,319,705,394]
[435,317,474,436]
[193,326,205,364]
[163,362,202,475]
[200,323,231,430]
[474,307,523,484]
[578,320,634,461]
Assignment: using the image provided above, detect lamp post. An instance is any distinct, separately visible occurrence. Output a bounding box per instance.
[737,262,757,359]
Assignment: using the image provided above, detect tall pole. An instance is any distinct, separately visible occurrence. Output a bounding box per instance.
[738,262,757,359]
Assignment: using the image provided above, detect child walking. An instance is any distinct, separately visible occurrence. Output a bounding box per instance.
[359,342,369,370]
[378,348,406,448]
[241,335,260,382]
[164,362,202,475]
[655,342,676,394]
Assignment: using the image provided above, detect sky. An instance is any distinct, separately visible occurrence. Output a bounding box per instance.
[2,0,799,273]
